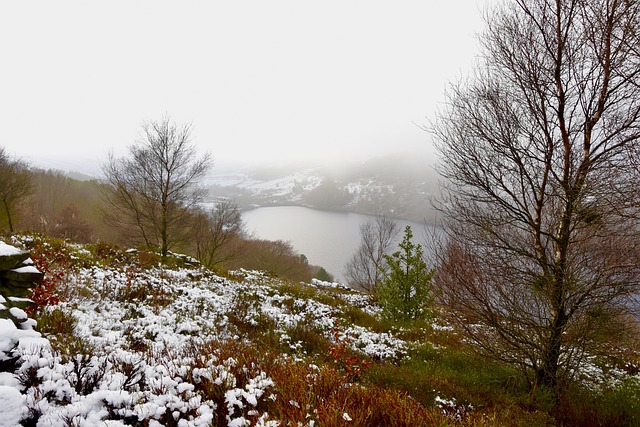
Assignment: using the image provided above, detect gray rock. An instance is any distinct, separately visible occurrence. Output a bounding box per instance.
[0,250,30,271]
[0,266,45,283]
[0,282,35,298]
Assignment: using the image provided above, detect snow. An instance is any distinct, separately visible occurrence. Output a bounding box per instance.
[0,241,22,256]
[10,265,40,274]
[0,385,26,426]
[0,319,47,362]
[1,237,636,425]
[9,307,27,321]
[1,253,372,425]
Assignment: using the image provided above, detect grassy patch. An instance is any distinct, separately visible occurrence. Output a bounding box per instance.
[276,281,342,308]
[341,304,390,332]
[555,379,640,427]
[364,344,530,414]
[266,358,451,426]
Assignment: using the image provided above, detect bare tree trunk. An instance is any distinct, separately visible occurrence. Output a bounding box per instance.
[344,215,399,292]
[2,198,13,232]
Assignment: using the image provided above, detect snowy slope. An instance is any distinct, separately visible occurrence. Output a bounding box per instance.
[0,238,407,426]
[1,237,636,426]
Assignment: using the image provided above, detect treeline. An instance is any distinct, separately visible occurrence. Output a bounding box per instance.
[2,166,107,243]
[0,142,330,283]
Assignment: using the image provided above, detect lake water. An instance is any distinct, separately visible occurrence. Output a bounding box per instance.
[242,206,429,283]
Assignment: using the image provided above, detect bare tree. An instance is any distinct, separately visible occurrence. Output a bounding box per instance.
[344,215,399,293]
[102,116,212,257]
[0,147,34,232]
[192,199,246,268]
[431,0,640,401]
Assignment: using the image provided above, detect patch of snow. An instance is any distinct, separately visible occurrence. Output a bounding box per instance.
[9,307,28,321]
[11,265,41,274]
[0,385,26,426]
[0,241,22,256]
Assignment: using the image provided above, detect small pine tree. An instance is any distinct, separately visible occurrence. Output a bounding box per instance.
[378,226,434,322]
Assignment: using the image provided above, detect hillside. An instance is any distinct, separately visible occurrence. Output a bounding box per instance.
[1,236,639,426]
[206,155,440,223]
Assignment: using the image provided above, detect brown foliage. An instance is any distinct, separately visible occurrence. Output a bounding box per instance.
[226,238,314,282]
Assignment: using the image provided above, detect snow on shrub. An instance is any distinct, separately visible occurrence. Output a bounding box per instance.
[1,238,412,425]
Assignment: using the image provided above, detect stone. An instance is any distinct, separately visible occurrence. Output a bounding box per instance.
[0,249,30,271]
[7,297,35,310]
[0,242,41,315]
[0,282,34,299]
[0,266,45,283]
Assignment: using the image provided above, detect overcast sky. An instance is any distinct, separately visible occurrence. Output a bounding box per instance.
[1,1,491,175]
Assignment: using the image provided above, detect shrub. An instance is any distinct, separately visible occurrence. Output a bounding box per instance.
[267,360,448,426]
[327,328,372,382]
[27,245,68,315]
[554,379,640,427]
[285,322,331,356]
[37,307,76,337]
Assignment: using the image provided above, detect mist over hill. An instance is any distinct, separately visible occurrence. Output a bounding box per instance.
[21,150,441,223]
[206,152,440,223]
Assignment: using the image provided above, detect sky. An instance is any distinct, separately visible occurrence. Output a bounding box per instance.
[1,1,491,175]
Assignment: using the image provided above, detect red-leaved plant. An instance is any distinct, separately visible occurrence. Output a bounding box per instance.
[328,327,372,382]
[25,243,70,315]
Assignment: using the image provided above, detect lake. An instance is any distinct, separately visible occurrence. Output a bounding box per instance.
[242,206,430,284]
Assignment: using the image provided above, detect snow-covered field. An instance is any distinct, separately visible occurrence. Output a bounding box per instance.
[1,237,639,426]
[0,239,408,426]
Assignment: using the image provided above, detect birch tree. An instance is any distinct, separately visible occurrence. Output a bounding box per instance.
[432,0,640,401]
[102,116,212,257]
[344,215,399,293]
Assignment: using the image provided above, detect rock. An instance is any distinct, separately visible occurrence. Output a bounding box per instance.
[0,283,34,299]
[0,248,30,271]
[6,297,35,311]
[0,242,43,316]
[0,242,44,320]
[0,266,45,283]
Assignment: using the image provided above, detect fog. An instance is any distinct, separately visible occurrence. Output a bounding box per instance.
[1,1,492,177]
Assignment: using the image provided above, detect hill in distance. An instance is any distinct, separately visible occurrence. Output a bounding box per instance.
[206,151,441,223]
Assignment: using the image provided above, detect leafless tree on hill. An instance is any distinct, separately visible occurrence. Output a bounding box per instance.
[192,199,247,268]
[345,215,399,293]
[431,0,640,404]
[101,116,212,257]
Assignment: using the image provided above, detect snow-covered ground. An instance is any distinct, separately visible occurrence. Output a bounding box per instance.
[0,239,408,426]
[1,237,638,426]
